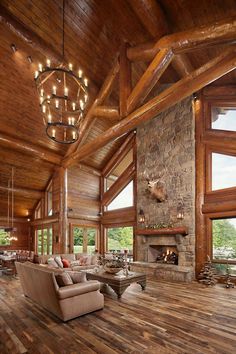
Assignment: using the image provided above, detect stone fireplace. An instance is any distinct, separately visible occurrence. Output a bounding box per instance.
[131,96,195,282]
[148,245,178,264]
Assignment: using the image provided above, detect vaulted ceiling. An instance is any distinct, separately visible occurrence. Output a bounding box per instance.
[0,0,236,217]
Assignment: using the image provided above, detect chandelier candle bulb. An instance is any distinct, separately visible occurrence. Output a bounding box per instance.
[78,69,82,78]
[71,117,75,125]
[55,100,59,109]
[40,89,44,97]
[72,102,76,111]
[84,94,88,102]
[69,63,73,71]
[46,59,51,67]
[40,97,44,104]
[42,105,46,113]
[52,86,57,95]
[80,99,84,110]
[52,129,56,139]
[68,117,72,125]
[38,63,43,72]
[84,78,88,86]
[72,131,76,140]
[48,114,52,123]
[64,87,68,97]
[34,71,39,79]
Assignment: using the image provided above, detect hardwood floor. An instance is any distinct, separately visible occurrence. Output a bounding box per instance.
[0,275,236,354]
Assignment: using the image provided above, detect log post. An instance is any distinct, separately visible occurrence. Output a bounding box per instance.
[58,167,68,253]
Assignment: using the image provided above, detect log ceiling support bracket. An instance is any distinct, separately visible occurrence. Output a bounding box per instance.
[63,15,236,168]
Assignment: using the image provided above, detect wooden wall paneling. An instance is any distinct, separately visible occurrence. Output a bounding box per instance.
[101,207,135,225]
[195,93,207,276]
[133,134,137,261]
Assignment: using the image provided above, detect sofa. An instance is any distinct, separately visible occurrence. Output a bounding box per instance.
[34,253,98,271]
[15,262,104,321]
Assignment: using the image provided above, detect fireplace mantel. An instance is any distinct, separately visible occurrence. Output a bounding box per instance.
[136,227,188,236]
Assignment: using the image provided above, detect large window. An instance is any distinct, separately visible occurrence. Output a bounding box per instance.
[211,107,236,132]
[0,230,10,246]
[212,218,236,261]
[73,226,97,254]
[106,227,133,253]
[107,181,133,211]
[212,152,236,191]
[36,227,52,255]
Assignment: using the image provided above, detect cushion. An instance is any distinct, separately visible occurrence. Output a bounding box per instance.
[70,260,81,267]
[62,258,70,268]
[54,256,63,268]
[47,257,59,268]
[67,271,87,283]
[55,272,73,287]
[78,256,91,266]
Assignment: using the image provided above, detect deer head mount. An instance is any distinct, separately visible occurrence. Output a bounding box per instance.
[145,173,167,203]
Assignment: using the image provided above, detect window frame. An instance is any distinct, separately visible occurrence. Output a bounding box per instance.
[35,225,53,255]
[71,223,99,254]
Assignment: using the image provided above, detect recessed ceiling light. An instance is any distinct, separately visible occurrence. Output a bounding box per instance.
[10,44,17,53]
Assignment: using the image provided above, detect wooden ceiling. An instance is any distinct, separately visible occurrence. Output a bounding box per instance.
[0,0,236,217]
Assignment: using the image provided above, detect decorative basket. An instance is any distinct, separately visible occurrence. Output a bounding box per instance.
[104,265,122,274]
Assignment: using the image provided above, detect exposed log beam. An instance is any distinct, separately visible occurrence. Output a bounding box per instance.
[93,106,120,120]
[63,48,236,167]
[0,132,62,165]
[119,43,132,117]
[128,0,193,77]
[64,59,120,158]
[0,185,42,199]
[0,4,62,64]
[127,16,236,61]
[127,48,173,113]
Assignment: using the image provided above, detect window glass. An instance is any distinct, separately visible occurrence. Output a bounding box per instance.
[212,218,236,262]
[0,230,10,246]
[212,153,236,191]
[87,228,96,254]
[73,227,83,253]
[107,227,133,254]
[43,229,48,255]
[107,181,133,211]
[48,228,53,254]
[105,149,133,191]
[36,227,52,255]
[211,107,236,132]
[37,229,42,255]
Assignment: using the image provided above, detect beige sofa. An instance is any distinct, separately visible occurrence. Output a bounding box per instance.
[34,253,97,271]
[15,262,104,321]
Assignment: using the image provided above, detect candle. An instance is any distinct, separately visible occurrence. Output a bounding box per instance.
[46,59,51,67]
[55,100,59,109]
[71,117,75,125]
[84,78,88,87]
[68,117,72,125]
[72,131,76,140]
[40,96,44,105]
[84,94,88,103]
[78,69,82,78]
[38,63,43,72]
[40,89,44,97]
[64,87,68,96]
[52,86,57,95]
[52,129,56,138]
[48,114,52,123]
[80,99,84,110]
[42,105,46,113]
[34,71,39,79]
[69,63,73,71]
[72,102,76,111]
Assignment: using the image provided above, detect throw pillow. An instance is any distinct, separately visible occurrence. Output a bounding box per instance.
[67,271,87,283]
[78,256,88,266]
[55,272,73,287]
[62,258,70,268]
[70,260,81,267]
[54,256,63,268]
[47,257,59,268]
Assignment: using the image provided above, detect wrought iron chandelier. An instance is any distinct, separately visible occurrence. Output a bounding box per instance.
[34,0,89,144]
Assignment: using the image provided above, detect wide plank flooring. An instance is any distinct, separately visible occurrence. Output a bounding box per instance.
[0,275,236,354]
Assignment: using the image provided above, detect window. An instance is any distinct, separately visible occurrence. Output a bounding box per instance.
[73,226,97,254]
[107,181,133,211]
[106,226,133,254]
[211,107,236,132]
[212,152,236,191]
[105,149,133,191]
[212,218,236,261]
[47,182,53,216]
[0,230,10,246]
[36,227,52,255]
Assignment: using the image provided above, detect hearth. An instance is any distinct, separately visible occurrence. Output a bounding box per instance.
[148,245,178,265]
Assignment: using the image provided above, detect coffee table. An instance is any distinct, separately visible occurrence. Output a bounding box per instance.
[85,270,146,298]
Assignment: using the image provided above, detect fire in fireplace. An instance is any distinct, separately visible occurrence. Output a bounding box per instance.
[148,245,178,265]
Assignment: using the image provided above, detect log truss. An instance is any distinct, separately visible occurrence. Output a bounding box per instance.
[62,15,236,168]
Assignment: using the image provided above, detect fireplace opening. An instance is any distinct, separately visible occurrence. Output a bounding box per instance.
[148,245,178,265]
